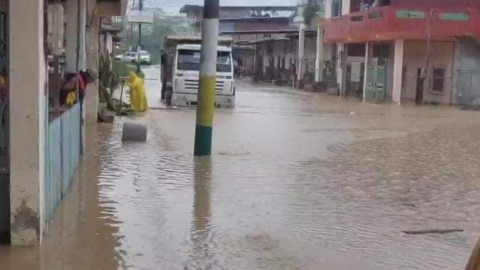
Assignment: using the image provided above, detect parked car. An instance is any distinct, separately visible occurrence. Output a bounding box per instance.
[115,52,136,62]
[115,51,151,65]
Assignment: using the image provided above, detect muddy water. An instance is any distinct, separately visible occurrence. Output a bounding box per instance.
[2,66,480,269]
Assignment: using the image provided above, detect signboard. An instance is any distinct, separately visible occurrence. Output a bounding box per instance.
[127,11,154,23]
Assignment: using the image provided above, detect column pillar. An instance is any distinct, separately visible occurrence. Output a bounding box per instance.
[363,42,372,102]
[85,0,99,124]
[315,26,324,83]
[392,39,404,104]
[65,0,86,73]
[106,32,113,55]
[297,23,305,88]
[337,43,347,96]
[9,0,46,246]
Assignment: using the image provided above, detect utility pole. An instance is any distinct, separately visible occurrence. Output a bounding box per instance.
[194,0,220,156]
[136,0,143,72]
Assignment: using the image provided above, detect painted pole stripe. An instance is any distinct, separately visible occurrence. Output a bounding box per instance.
[196,76,216,127]
[194,125,213,156]
[200,19,219,75]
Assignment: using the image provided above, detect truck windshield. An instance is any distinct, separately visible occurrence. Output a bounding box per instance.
[177,50,232,72]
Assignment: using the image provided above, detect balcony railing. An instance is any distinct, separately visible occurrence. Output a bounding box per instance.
[325,6,480,43]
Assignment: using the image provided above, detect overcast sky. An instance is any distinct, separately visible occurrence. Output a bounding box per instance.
[143,0,297,14]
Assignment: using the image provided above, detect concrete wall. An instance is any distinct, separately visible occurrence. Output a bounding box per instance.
[66,0,86,73]
[452,38,480,105]
[10,0,47,246]
[86,0,99,124]
[402,41,454,104]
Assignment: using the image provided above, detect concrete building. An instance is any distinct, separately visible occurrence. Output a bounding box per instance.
[0,0,126,246]
[181,5,297,34]
[322,0,480,104]
[180,5,299,81]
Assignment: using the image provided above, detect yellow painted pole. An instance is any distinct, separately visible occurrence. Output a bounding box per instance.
[194,0,219,156]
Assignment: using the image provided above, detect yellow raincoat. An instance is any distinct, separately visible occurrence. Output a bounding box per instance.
[127,71,147,112]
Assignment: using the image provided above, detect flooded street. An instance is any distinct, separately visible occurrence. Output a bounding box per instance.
[3,65,480,269]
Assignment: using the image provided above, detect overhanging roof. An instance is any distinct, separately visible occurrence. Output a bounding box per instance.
[220,29,299,35]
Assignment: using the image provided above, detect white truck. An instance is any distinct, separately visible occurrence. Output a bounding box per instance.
[161,36,235,108]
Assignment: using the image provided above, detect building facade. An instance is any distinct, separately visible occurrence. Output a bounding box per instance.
[322,0,480,105]
[0,0,126,246]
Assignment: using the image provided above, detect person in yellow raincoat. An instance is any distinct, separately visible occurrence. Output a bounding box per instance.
[127,71,147,112]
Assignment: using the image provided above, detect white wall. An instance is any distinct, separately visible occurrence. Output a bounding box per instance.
[325,0,333,18]
[86,0,100,124]
[10,0,47,246]
[342,0,351,15]
[402,41,454,104]
[65,0,86,73]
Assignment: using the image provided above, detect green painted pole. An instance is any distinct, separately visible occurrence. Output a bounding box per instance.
[194,0,219,156]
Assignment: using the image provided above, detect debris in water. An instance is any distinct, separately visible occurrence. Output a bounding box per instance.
[403,229,463,235]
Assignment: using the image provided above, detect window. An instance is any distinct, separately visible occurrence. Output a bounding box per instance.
[177,50,232,72]
[331,0,342,17]
[396,10,426,19]
[439,12,470,21]
[351,15,364,22]
[432,67,446,92]
[368,11,383,20]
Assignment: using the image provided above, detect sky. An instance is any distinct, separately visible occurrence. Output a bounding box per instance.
[142,0,298,14]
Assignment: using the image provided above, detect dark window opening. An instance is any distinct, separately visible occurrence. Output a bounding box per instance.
[432,68,446,92]
[351,15,364,22]
[372,44,389,59]
[348,43,366,57]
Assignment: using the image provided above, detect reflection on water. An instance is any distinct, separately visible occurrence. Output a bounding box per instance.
[2,66,480,269]
[186,157,212,270]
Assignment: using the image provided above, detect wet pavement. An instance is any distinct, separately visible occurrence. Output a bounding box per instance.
[2,66,480,269]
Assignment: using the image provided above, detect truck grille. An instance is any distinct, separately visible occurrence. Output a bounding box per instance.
[183,79,225,92]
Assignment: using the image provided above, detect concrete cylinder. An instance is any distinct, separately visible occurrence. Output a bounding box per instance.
[122,122,147,142]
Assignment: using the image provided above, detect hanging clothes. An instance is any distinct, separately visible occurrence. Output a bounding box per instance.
[127,71,147,112]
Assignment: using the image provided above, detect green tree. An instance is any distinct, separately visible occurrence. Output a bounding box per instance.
[124,10,192,64]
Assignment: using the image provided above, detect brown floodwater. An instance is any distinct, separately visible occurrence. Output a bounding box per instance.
[2,66,480,269]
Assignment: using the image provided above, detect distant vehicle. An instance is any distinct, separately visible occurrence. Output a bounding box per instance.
[115,52,136,62]
[115,50,151,65]
[138,51,151,65]
[162,36,235,108]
